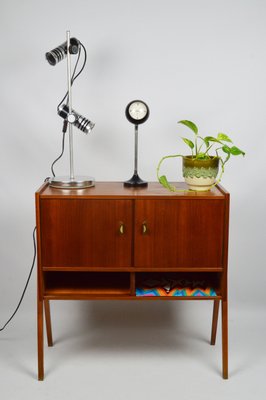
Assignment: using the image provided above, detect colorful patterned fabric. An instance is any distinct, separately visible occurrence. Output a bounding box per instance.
[136,287,168,297]
[136,278,217,297]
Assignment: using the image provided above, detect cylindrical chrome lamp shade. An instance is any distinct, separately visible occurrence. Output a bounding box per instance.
[46,37,80,66]
[58,104,95,134]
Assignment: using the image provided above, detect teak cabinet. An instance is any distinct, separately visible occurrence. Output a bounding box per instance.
[35,182,230,380]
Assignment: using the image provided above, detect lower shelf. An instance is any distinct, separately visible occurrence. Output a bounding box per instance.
[43,271,221,300]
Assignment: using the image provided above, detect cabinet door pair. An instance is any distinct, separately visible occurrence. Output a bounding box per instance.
[40,199,224,269]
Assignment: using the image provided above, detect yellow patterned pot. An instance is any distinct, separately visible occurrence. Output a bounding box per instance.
[182,156,219,191]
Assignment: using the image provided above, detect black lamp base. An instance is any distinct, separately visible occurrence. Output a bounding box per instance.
[124,173,148,188]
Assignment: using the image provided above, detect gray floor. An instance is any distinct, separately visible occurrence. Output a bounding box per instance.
[1,299,265,400]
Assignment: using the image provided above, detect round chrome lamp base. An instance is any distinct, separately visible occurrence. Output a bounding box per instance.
[49,176,95,189]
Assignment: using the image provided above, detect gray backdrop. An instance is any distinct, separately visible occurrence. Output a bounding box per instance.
[0,0,265,398]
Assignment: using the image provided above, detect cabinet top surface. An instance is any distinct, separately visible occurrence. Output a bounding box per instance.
[37,182,227,199]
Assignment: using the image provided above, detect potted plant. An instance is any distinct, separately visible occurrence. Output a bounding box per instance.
[157,120,245,192]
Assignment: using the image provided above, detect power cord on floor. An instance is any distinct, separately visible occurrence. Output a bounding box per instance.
[0,227,37,331]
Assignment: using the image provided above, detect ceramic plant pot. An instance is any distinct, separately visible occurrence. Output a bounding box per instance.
[182,156,219,191]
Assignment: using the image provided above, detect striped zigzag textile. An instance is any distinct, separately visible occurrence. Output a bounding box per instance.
[136,286,217,297]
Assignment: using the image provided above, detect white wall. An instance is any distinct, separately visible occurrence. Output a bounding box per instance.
[0,0,265,315]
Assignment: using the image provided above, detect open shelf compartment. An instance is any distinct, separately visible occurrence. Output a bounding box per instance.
[135,272,221,298]
[43,271,221,299]
[43,271,131,297]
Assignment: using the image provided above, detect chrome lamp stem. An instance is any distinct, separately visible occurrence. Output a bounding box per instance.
[66,31,75,181]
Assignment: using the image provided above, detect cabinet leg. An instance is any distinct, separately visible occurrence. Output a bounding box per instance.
[37,299,44,381]
[222,300,228,379]
[44,300,53,347]
[210,299,220,345]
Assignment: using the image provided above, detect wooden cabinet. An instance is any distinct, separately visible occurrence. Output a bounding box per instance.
[35,182,229,380]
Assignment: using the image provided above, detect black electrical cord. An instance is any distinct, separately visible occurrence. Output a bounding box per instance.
[72,42,87,88]
[57,47,81,110]
[0,227,37,332]
[51,131,66,177]
[57,41,87,111]
[1,43,88,332]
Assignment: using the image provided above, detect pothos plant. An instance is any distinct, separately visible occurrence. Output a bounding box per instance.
[157,120,245,191]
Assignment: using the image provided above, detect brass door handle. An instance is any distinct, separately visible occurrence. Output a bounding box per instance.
[142,221,148,235]
[119,222,125,235]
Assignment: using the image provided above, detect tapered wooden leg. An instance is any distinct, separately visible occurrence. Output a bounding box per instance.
[37,299,44,381]
[211,299,220,345]
[222,300,228,379]
[44,300,53,347]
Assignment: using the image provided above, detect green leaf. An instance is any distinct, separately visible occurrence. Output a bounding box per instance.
[217,133,233,143]
[159,175,176,192]
[222,145,231,154]
[204,137,210,147]
[182,137,194,149]
[204,136,219,143]
[178,120,198,135]
[230,146,245,156]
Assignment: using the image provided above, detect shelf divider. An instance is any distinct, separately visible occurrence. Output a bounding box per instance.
[130,272,135,295]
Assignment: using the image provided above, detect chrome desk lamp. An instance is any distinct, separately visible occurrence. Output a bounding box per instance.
[45,31,95,189]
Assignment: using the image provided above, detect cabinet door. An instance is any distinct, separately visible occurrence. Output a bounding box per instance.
[135,199,225,269]
[40,199,133,268]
